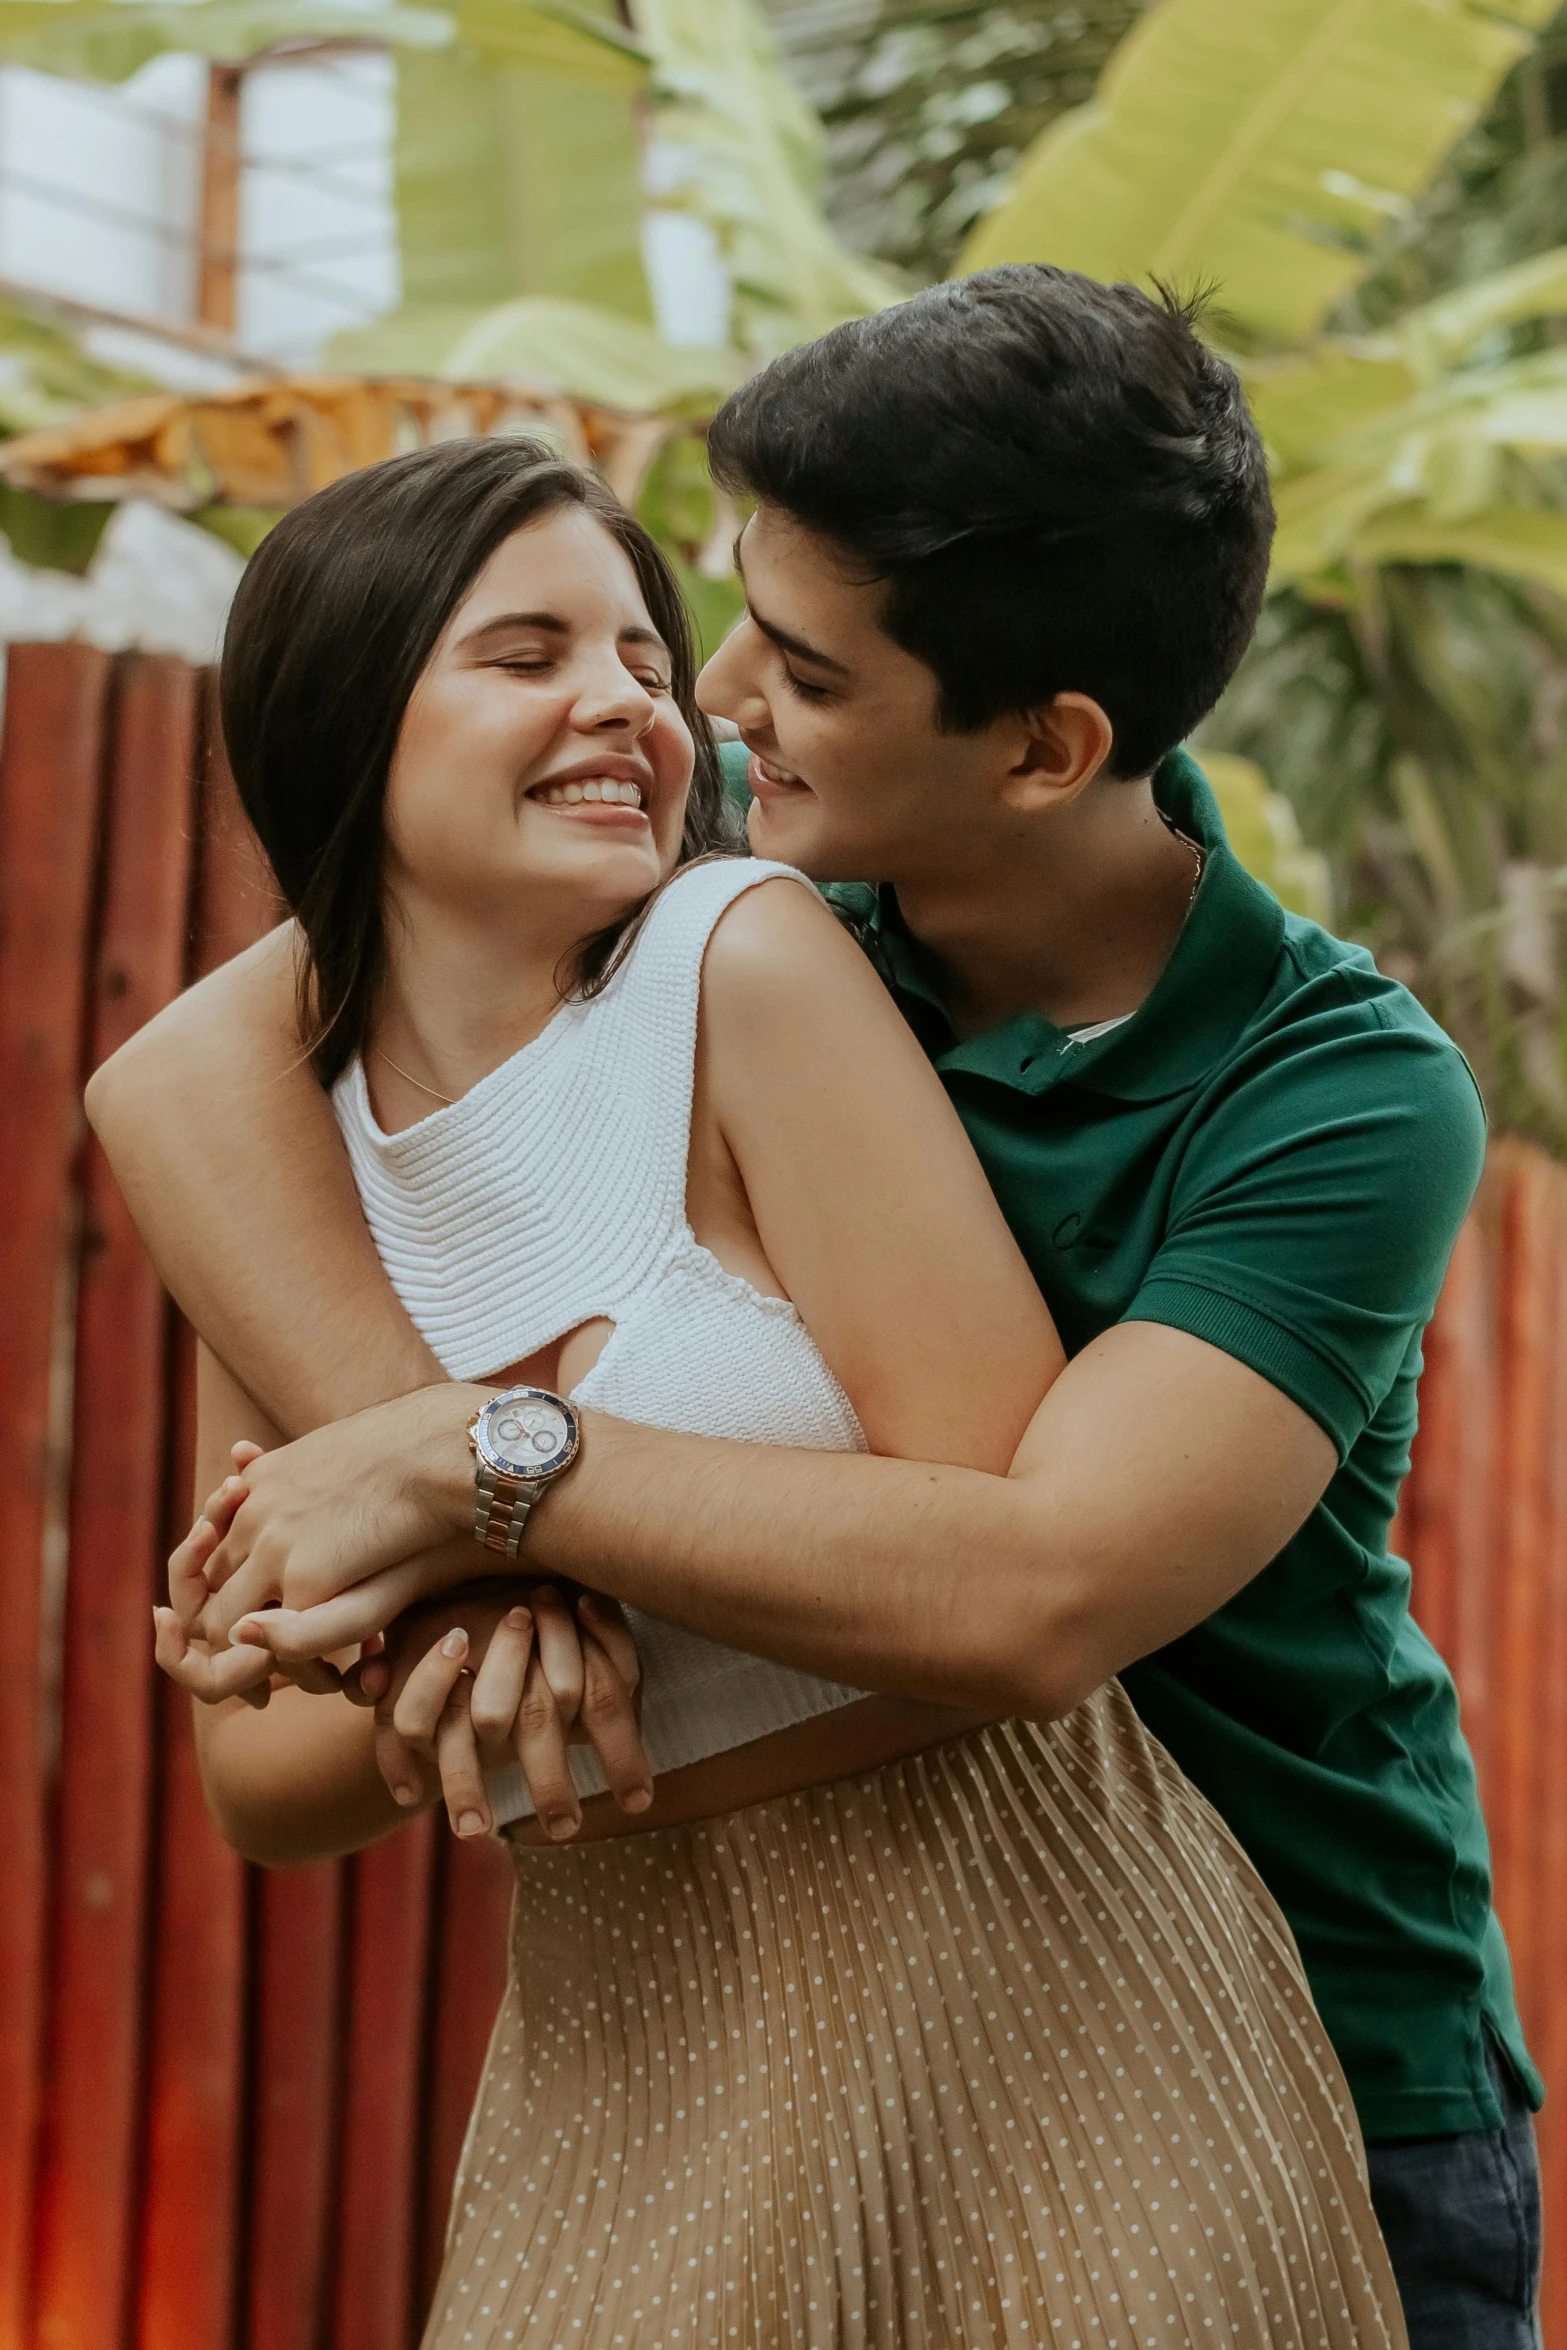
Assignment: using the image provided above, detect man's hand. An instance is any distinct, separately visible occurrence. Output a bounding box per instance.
[353,1583,652,1842]
[195,1383,482,1642]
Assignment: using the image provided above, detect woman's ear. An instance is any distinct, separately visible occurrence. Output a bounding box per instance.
[1000,692,1116,814]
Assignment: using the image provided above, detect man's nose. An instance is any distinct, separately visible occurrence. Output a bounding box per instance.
[697,621,764,726]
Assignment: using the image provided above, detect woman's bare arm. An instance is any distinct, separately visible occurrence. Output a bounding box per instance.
[699,877,1063,1471]
[84,925,437,1433]
[182,1344,419,1865]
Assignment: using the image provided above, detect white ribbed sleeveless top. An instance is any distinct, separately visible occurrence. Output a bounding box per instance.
[333,857,869,1826]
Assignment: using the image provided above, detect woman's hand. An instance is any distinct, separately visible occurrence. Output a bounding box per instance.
[154,1442,383,1706]
[195,1383,483,1641]
[358,1583,652,1842]
[154,1444,308,1706]
[154,1441,652,1834]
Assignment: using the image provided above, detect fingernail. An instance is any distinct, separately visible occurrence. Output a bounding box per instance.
[504,1607,530,1630]
[545,1809,580,1842]
[195,1518,214,1539]
[441,1629,468,1658]
[457,1810,487,1839]
[624,1785,653,1813]
[391,1784,419,1807]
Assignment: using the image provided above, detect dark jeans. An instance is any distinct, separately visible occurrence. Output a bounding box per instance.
[1366,2039,1543,2350]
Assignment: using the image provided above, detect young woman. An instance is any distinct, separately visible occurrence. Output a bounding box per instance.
[127,438,1403,2348]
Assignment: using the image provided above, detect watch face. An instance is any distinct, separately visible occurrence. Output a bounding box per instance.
[483,1391,577,1480]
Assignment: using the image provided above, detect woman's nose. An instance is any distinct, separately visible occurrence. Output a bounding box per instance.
[573,658,657,733]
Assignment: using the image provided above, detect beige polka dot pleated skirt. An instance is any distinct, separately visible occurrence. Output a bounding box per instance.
[425,1684,1405,2350]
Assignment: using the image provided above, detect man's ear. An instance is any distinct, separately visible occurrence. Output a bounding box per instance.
[999,693,1116,813]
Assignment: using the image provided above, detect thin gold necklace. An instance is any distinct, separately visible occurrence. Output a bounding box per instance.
[1159,810,1206,917]
[374,1043,456,1107]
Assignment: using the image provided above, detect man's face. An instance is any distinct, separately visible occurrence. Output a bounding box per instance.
[696,504,1016,886]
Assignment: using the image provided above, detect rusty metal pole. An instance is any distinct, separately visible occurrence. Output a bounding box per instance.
[196,63,244,333]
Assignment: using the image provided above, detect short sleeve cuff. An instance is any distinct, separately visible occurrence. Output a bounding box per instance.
[1125,1274,1366,1460]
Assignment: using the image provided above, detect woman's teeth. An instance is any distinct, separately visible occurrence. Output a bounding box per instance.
[535,777,644,808]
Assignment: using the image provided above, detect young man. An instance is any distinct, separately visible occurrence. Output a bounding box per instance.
[90,268,1541,2345]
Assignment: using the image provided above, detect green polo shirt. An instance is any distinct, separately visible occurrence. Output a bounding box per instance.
[719,736,1540,2140]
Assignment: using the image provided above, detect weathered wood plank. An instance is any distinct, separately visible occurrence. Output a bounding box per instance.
[0,642,114,2350]
[138,700,275,2350]
[333,1819,437,2350]
[33,655,200,2350]
[247,1864,344,2350]
[136,1320,249,2350]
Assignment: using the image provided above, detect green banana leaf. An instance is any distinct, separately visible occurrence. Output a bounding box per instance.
[0,0,450,77]
[0,0,640,78]
[1247,246,1567,472]
[1234,239,1567,599]
[1246,346,1423,472]
[390,34,649,320]
[0,292,151,428]
[1400,244,1567,376]
[0,482,113,570]
[1339,506,1567,603]
[454,0,642,85]
[1272,470,1567,596]
[329,294,741,412]
[634,0,901,356]
[958,0,1557,345]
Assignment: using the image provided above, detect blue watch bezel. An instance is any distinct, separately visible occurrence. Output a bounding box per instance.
[474,1385,581,1484]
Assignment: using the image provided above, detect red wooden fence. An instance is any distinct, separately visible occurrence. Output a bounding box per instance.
[1,638,1564,2346]
[0,645,512,2350]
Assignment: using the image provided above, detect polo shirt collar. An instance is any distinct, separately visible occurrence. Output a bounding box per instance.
[865,748,1287,1103]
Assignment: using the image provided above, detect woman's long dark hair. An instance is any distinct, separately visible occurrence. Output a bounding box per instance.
[221,436,735,1084]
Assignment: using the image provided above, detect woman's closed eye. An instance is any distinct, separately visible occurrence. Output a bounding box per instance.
[496,656,670,693]
[782,666,832,703]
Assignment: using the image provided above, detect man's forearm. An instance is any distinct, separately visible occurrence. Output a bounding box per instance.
[207,1328,1328,1716]
[513,1326,1334,1719]
[525,1416,1101,1719]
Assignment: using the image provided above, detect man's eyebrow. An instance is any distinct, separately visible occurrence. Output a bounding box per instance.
[731,545,848,676]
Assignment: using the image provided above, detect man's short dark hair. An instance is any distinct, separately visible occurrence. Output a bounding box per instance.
[707,266,1274,778]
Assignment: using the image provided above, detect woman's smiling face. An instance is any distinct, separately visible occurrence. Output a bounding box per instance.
[385,504,695,930]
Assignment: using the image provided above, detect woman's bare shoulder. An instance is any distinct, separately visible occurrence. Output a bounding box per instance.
[700,868,891,1021]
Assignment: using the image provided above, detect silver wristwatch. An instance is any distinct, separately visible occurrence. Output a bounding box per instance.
[466,1386,582,1562]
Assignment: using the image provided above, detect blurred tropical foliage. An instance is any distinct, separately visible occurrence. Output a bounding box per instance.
[916,0,1567,1145]
[0,0,899,641]
[1190,10,1567,1147]
[0,293,153,570]
[766,0,1148,284]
